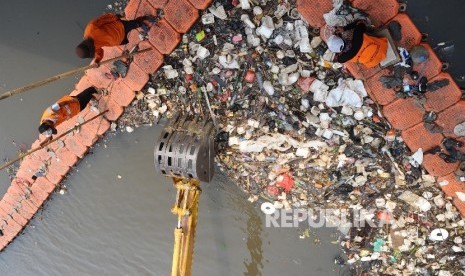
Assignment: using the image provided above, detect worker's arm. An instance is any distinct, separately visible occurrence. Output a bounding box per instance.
[94,49,104,64]
[40,136,52,147]
[38,122,57,145]
[343,19,367,30]
[343,21,358,31]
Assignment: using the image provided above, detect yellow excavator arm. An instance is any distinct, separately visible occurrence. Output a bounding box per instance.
[154,114,215,276]
[170,177,201,276]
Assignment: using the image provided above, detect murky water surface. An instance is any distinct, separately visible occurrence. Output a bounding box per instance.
[407,0,465,82]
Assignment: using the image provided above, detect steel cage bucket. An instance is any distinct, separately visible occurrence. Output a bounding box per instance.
[154,114,215,182]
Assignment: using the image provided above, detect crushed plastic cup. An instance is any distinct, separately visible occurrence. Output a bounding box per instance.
[253,6,263,15]
[240,0,250,10]
[247,34,260,46]
[201,13,215,25]
[163,65,179,79]
[263,81,275,96]
[296,147,310,158]
[219,55,240,69]
[353,111,365,121]
[399,191,432,212]
[209,5,227,20]
[256,16,275,39]
[429,228,449,241]
[196,46,210,59]
[241,14,255,29]
[274,4,288,18]
[300,38,311,53]
[301,98,310,109]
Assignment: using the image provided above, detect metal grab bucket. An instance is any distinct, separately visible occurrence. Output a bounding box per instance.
[154,114,215,182]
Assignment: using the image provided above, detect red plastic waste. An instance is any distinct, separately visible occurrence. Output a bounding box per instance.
[266,185,280,197]
[276,173,294,192]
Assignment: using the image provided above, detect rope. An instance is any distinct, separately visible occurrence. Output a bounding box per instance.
[0,49,151,102]
[0,83,114,235]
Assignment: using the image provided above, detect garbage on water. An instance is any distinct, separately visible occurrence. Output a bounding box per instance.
[107,1,465,274]
[399,191,432,212]
[125,126,134,133]
[409,148,423,167]
[435,41,455,59]
[454,122,465,136]
[325,78,367,108]
[276,173,294,192]
[429,228,449,241]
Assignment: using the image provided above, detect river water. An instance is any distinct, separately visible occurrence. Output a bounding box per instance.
[407,0,465,82]
[0,1,343,275]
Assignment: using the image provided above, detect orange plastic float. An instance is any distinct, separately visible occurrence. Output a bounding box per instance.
[109,80,136,107]
[117,62,149,91]
[352,0,399,27]
[413,43,442,79]
[436,100,465,139]
[125,0,157,20]
[389,13,421,50]
[423,153,459,177]
[364,69,398,105]
[344,62,383,81]
[401,122,444,152]
[85,66,114,89]
[188,0,213,10]
[382,98,425,130]
[297,0,333,28]
[438,174,465,199]
[453,198,465,217]
[164,0,199,33]
[73,76,94,94]
[424,72,461,113]
[148,19,181,54]
[147,0,168,8]
[133,41,164,75]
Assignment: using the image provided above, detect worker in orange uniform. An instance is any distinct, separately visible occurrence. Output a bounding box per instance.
[327,20,388,68]
[75,13,152,64]
[38,87,99,140]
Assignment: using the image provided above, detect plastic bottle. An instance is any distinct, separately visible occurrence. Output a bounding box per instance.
[182,35,189,54]
[261,52,273,68]
[402,77,413,95]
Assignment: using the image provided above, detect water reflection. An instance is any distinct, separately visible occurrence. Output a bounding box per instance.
[243,205,263,276]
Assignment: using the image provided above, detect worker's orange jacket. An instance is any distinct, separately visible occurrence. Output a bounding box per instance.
[84,14,125,62]
[349,34,388,68]
[40,96,81,127]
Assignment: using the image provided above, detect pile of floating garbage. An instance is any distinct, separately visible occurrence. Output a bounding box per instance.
[110,0,465,274]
